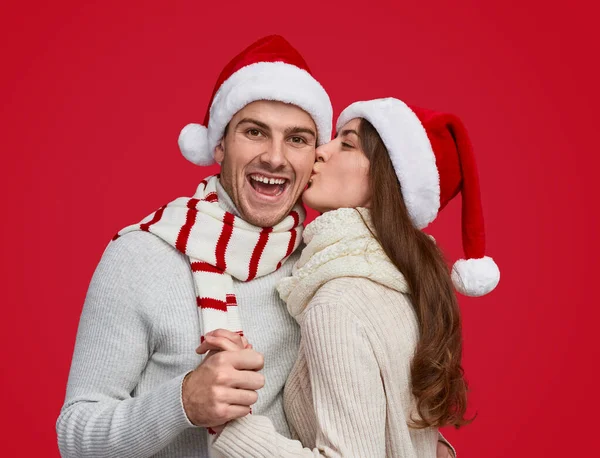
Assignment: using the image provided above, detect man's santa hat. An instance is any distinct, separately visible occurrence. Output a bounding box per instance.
[337,98,500,297]
[178,35,333,166]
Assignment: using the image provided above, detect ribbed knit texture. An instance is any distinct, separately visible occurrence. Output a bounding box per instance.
[56,182,301,458]
[214,277,439,458]
[213,209,441,457]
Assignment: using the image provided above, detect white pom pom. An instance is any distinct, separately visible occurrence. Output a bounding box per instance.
[451,256,500,297]
[178,123,215,166]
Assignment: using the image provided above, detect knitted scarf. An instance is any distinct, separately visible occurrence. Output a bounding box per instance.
[114,175,305,343]
[277,207,409,320]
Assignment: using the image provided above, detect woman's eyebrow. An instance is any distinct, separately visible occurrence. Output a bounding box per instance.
[341,129,360,138]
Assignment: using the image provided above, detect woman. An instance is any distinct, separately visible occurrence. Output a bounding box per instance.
[202,98,500,457]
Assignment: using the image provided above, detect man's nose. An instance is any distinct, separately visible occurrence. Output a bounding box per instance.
[262,139,286,169]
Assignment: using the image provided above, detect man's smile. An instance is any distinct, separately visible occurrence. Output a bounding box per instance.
[247,173,290,199]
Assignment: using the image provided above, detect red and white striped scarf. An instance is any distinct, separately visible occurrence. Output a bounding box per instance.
[114,175,305,343]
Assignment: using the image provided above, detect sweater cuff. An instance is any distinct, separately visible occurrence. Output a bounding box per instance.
[178,371,197,428]
[151,372,197,434]
[213,415,282,457]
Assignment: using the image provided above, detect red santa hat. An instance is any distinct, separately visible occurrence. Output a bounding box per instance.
[179,35,333,166]
[337,98,500,297]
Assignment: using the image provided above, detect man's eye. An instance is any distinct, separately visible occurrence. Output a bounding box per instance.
[290,136,307,144]
[247,129,262,137]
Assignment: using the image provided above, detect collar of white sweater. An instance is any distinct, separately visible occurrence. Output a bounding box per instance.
[277,207,409,319]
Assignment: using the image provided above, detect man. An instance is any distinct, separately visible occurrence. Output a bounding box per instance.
[57,35,454,457]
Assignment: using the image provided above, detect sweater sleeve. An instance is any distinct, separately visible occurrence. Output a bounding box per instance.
[213,299,387,457]
[56,233,195,458]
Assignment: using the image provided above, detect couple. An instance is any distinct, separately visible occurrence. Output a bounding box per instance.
[57,35,499,457]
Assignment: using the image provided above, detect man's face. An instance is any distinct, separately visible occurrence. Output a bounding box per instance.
[215,100,317,227]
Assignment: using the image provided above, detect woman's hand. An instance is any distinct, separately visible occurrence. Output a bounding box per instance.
[210,424,226,435]
[196,329,252,356]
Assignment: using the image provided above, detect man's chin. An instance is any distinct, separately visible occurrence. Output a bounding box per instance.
[239,205,287,228]
[239,182,308,226]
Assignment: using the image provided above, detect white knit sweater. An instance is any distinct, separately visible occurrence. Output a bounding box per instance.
[213,208,442,457]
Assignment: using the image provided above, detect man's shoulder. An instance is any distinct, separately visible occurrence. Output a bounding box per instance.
[89,231,195,308]
[101,231,188,275]
[110,230,179,257]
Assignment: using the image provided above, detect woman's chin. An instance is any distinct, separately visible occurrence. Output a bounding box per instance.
[302,189,324,213]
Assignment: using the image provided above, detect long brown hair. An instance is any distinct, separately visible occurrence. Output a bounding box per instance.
[358,118,471,429]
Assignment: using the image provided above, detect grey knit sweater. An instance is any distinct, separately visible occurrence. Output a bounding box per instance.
[56,182,302,457]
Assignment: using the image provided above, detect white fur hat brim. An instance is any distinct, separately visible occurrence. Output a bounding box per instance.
[337,98,439,229]
[180,61,333,166]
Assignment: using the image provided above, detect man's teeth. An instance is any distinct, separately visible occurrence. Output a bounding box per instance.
[250,175,286,185]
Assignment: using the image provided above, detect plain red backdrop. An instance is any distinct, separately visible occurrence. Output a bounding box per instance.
[1,0,598,456]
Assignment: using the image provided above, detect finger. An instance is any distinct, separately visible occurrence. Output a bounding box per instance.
[222,387,259,406]
[198,335,243,354]
[210,329,245,347]
[223,405,251,422]
[196,338,239,355]
[241,336,249,347]
[196,341,226,355]
[197,348,230,363]
[208,424,225,435]
[229,369,265,390]
[229,349,265,371]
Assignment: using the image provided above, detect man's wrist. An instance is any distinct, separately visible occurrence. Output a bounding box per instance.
[181,370,197,426]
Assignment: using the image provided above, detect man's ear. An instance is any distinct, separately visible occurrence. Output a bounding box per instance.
[214,138,225,164]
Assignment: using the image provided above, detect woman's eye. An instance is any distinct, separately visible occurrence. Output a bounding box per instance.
[342,142,353,148]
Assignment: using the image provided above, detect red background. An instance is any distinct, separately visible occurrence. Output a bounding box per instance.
[2,0,598,456]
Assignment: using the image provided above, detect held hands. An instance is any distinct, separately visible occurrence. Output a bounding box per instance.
[181,329,263,429]
[185,331,457,454]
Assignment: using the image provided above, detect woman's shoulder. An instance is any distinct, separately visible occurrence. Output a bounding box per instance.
[313,276,410,304]
[303,277,419,355]
[308,277,415,326]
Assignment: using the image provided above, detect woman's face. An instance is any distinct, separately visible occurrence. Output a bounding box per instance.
[302,118,371,213]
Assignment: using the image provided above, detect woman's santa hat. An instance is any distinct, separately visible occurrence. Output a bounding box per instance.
[178,35,333,166]
[337,98,500,297]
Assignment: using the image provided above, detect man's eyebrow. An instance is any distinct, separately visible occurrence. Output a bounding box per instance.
[236,118,271,131]
[284,126,317,138]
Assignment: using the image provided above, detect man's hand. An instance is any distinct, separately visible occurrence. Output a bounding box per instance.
[181,330,264,427]
[437,440,455,458]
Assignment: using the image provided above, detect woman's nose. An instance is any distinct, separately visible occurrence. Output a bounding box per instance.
[315,144,331,162]
[315,148,324,162]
